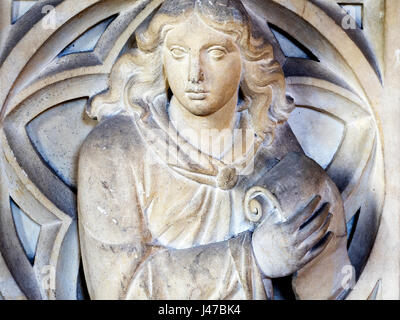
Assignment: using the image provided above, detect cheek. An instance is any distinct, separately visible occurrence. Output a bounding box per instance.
[164,58,187,91]
[212,57,242,93]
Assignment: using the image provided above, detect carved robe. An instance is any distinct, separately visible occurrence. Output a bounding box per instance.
[78,100,351,300]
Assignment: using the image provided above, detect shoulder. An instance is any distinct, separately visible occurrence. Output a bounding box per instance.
[279,152,327,178]
[79,113,143,161]
[265,152,346,233]
[266,122,303,160]
[266,151,337,199]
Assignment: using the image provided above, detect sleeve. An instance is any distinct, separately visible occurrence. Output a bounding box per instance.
[124,231,267,300]
[258,152,352,300]
[77,121,149,300]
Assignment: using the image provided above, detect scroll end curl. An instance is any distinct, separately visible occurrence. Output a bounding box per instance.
[244,186,284,223]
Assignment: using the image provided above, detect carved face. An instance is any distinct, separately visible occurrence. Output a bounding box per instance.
[163,14,242,116]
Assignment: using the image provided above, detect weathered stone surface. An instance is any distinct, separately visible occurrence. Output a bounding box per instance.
[0,0,397,300]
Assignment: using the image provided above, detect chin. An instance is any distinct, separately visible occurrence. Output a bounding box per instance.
[185,101,218,117]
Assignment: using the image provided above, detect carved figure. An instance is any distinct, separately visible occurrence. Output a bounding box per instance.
[78,0,351,300]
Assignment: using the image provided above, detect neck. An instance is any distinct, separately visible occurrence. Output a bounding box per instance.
[169,95,239,158]
[169,95,238,133]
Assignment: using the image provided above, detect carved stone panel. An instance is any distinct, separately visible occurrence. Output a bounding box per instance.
[0,0,398,300]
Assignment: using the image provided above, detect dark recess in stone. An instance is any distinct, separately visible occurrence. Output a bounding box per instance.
[347,208,361,249]
[268,23,320,62]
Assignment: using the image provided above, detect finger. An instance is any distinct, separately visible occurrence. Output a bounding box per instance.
[302,232,334,265]
[299,223,332,256]
[296,204,331,243]
[295,213,332,246]
[287,195,321,229]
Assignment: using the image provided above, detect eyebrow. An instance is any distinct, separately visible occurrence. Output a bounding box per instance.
[203,39,236,52]
[169,45,188,51]
[165,32,238,51]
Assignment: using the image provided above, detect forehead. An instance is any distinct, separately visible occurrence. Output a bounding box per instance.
[164,14,237,48]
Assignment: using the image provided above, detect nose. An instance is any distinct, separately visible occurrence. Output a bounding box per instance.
[188,53,204,83]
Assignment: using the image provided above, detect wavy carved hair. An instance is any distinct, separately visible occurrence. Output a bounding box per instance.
[88,0,295,144]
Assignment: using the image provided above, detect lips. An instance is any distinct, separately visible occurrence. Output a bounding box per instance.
[185,89,209,100]
[186,92,208,100]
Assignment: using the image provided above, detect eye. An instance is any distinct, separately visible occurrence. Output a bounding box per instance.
[208,46,227,59]
[170,46,187,59]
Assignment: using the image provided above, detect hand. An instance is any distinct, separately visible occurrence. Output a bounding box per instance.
[252,195,334,278]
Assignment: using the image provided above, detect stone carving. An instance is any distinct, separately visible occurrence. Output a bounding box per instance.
[0,0,392,300]
[78,0,351,300]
